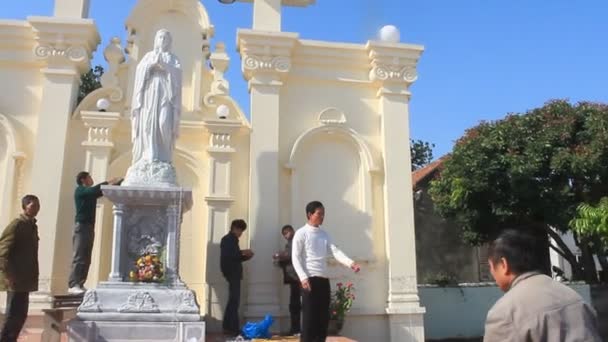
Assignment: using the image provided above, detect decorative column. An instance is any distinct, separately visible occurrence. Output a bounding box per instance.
[108,204,124,282]
[80,110,120,287]
[27,16,99,299]
[203,119,241,321]
[237,29,298,319]
[367,41,426,341]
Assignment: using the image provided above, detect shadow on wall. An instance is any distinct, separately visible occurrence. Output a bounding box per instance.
[205,239,229,332]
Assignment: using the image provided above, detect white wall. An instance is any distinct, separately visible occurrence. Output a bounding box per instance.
[419,283,593,340]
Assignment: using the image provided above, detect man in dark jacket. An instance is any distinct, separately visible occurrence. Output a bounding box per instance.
[220,219,254,336]
[0,195,40,342]
[68,171,121,294]
[274,224,301,336]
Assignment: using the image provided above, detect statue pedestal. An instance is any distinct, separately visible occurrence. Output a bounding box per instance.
[67,186,205,341]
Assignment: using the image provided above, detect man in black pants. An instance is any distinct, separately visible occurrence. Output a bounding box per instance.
[68,171,121,294]
[292,201,361,342]
[274,224,301,336]
[0,195,40,342]
[220,219,254,336]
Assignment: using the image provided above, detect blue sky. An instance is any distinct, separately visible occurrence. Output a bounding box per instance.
[5,0,608,158]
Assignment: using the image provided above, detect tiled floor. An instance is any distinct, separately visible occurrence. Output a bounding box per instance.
[206,333,356,342]
[19,330,355,342]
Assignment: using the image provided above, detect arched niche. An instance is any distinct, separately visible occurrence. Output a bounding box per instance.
[285,124,380,261]
[124,0,214,114]
[0,114,26,228]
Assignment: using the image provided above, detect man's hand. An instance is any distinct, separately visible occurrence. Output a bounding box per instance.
[242,249,254,258]
[351,262,361,273]
[301,279,311,292]
[4,275,14,289]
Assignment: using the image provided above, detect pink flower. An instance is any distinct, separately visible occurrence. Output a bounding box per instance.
[337,282,343,288]
[346,282,353,288]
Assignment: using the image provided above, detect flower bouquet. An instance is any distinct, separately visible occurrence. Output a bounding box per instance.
[328,282,355,334]
[129,253,165,283]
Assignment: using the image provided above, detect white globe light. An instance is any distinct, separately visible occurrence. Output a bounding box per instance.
[96,98,110,111]
[379,25,401,43]
[216,104,230,119]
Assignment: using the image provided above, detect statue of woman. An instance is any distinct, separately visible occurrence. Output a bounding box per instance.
[124,29,182,186]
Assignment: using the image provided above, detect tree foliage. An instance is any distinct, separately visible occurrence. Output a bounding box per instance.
[571,197,608,251]
[429,100,608,281]
[411,139,435,171]
[77,65,104,105]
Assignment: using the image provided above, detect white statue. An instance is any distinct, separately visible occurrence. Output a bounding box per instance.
[124,29,182,186]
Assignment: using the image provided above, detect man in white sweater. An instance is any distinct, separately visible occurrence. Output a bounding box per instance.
[292,201,361,342]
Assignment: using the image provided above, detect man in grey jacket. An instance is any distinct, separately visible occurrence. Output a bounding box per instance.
[484,229,601,342]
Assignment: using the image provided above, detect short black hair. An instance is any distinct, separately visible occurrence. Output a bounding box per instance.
[281,224,294,234]
[305,201,324,217]
[21,194,39,209]
[230,219,247,231]
[76,171,90,185]
[488,229,544,275]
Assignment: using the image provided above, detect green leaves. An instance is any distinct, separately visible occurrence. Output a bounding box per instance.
[429,100,608,246]
[77,65,104,105]
[411,139,435,171]
[570,198,608,250]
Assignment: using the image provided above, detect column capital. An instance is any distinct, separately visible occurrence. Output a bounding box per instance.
[81,110,121,149]
[28,16,100,73]
[237,29,298,86]
[366,41,424,98]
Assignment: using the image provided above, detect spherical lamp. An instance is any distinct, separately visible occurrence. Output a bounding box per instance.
[216,104,230,119]
[96,98,110,112]
[379,25,401,43]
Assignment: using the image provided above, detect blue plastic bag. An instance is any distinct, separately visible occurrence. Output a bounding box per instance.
[241,314,274,339]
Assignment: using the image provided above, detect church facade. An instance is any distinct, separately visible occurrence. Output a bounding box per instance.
[0,0,425,340]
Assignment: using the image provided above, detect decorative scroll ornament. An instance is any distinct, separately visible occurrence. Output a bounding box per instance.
[177,291,199,313]
[242,55,291,73]
[34,44,88,63]
[370,65,417,83]
[79,290,101,312]
[118,291,160,313]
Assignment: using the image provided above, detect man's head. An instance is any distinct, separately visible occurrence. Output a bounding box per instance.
[76,171,93,187]
[154,29,172,52]
[230,219,247,238]
[281,225,295,241]
[305,201,325,227]
[487,229,544,291]
[21,194,40,218]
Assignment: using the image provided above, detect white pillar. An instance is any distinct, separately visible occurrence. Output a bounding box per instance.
[54,0,91,18]
[80,110,120,288]
[252,0,282,31]
[108,203,124,282]
[237,30,297,319]
[203,119,240,322]
[27,17,99,299]
[367,41,426,341]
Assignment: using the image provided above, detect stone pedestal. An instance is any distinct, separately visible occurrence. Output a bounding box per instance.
[68,186,205,341]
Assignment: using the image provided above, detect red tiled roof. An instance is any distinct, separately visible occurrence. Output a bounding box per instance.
[412,156,448,189]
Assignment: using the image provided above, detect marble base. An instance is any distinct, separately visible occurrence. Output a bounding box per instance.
[76,282,200,322]
[123,160,178,187]
[67,320,205,342]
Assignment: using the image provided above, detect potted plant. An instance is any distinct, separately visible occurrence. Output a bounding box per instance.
[328,282,355,335]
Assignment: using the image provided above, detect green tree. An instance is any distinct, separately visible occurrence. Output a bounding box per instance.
[411,139,435,171]
[77,65,104,105]
[429,100,608,282]
[570,198,608,273]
